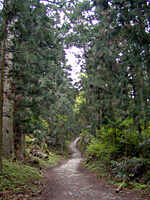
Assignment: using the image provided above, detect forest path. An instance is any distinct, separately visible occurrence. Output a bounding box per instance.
[37,138,146,200]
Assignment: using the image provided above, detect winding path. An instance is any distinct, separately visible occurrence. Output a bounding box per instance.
[38,138,147,200]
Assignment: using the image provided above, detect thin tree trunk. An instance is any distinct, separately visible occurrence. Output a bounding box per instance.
[0,38,6,173]
[19,131,26,156]
[0,1,8,171]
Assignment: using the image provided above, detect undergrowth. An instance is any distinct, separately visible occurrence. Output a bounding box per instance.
[0,159,42,197]
[0,136,63,200]
[0,154,62,199]
[78,130,150,197]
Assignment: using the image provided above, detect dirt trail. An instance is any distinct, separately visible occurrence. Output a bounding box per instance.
[37,138,148,200]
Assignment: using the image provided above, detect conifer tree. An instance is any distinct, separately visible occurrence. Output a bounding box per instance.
[0,0,77,158]
[0,0,15,171]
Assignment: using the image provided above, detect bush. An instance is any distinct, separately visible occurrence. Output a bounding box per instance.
[78,129,92,151]
[111,157,149,180]
[87,136,117,161]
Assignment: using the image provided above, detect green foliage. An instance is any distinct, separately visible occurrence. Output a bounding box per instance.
[44,94,76,153]
[133,183,149,191]
[87,136,117,160]
[0,0,78,156]
[79,124,150,190]
[0,133,63,198]
[83,159,108,178]
[74,91,86,113]
[0,0,150,194]
[78,129,92,151]
[11,0,66,136]
[72,0,150,160]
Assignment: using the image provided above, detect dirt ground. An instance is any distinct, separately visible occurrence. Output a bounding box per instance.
[36,138,149,200]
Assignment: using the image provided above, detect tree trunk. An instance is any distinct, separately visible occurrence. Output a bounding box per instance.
[19,132,26,156]
[15,128,26,157]
[0,38,6,173]
[2,17,14,159]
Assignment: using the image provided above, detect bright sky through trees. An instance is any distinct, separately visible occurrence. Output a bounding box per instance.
[0,0,82,83]
[65,46,83,82]
[40,0,83,82]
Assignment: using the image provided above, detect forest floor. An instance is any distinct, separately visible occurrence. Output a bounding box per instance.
[35,138,149,200]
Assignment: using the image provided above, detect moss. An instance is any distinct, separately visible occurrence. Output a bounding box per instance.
[0,150,62,199]
[0,134,64,199]
[0,159,42,194]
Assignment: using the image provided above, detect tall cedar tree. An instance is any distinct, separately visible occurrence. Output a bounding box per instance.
[0,0,76,159]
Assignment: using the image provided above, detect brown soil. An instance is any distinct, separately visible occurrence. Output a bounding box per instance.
[36,138,149,200]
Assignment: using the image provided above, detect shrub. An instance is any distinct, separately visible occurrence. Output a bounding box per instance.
[78,129,92,151]
[111,157,149,180]
[87,136,118,161]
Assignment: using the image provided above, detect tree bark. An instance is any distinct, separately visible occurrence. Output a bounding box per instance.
[18,132,26,156]
[1,8,14,159]
[2,25,14,158]
[0,38,6,173]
